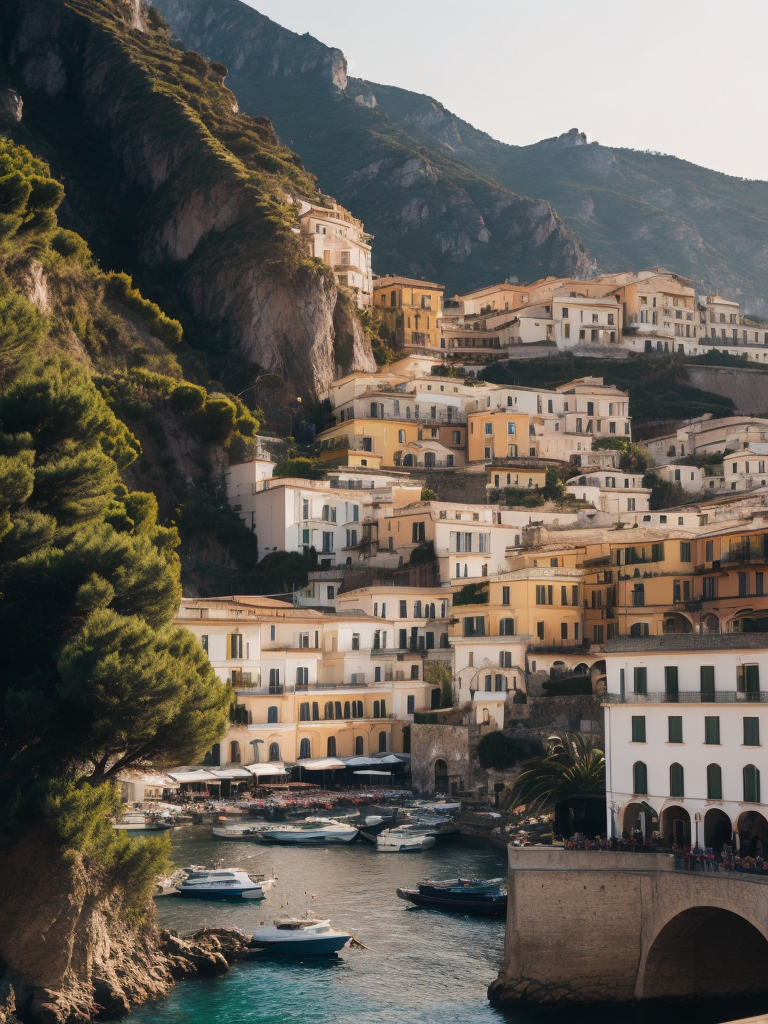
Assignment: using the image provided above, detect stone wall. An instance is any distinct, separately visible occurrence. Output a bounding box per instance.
[687,366,768,416]
[490,848,768,1007]
[411,722,478,795]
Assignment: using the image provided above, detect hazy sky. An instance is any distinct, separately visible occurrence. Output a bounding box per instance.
[241,0,767,181]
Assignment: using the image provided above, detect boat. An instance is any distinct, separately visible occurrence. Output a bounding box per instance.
[396,877,507,916]
[175,868,272,900]
[211,825,267,840]
[252,917,351,955]
[346,812,400,842]
[253,817,359,845]
[376,827,436,852]
[113,811,172,832]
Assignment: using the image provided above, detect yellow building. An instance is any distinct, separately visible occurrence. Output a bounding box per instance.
[467,410,530,463]
[373,276,445,351]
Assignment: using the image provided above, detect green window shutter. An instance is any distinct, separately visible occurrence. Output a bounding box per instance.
[632,716,646,743]
[634,667,647,695]
[668,716,683,743]
[633,762,648,795]
[700,665,715,701]
[707,764,722,800]
[670,763,684,798]
[704,716,720,745]
[744,717,760,746]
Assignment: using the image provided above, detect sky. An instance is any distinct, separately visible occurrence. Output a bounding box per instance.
[241,0,767,181]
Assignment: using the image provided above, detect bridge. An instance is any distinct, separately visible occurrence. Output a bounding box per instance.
[489,848,768,1007]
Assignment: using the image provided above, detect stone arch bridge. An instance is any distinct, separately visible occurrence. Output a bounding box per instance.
[489,848,768,1007]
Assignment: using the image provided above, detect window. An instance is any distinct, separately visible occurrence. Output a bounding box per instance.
[633,761,648,795]
[507,422,516,435]
[327,737,337,757]
[378,731,388,753]
[536,621,545,640]
[668,716,683,743]
[707,764,722,800]
[229,741,241,764]
[744,764,761,802]
[500,618,515,636]
[700,665,715,701]
[463,616,485,637]
[228,633,243,659]
[398,429,406,443]
[200,634,209,654]
[322,532,333,553]
[630,622,649,637]
[702,576,717,600]
[412,522,426,543]
[744,717,760,746]
[561,623,569,640]
[631,716,646,743]
[501,586,510,606]
[705,716,720,745]
[410,664,420,680]
[678,541,691,563]
[634,667,647,694]
[352,700,363,718]
[484,422,493,435]
[407,695,415,714]
[706,540,714,562]
[670,762,684,798]
[267,706,278,724]
[739,572,749,597]
[268,742,280,762]
[632,584,645,607]
[268,668,280,693]
[299,702,310,722]
[737,664,760,698]
[299,738,311,759]
[352,633,360,650]
[665,666,679,702]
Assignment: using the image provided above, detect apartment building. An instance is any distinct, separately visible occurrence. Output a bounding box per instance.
[373,276,445,351]
[603,634,768,852]
[566,470,651,514]
[646,416,768,466]
[176,597,430,767]
[298,196,372,308]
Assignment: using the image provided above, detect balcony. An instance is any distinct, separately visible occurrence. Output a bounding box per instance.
[606,691,768,704]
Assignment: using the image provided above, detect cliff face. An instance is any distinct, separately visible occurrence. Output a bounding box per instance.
[153,0,768,311]
[150,0,594,293]
[0,0,374,398]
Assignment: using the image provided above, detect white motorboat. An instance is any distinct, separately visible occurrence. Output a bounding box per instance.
[252,917,351,955]
[254,817,359,845]
[211,825,266,840]
[376,827,436,853]
[114,811,171,832]
[175,868,274,901]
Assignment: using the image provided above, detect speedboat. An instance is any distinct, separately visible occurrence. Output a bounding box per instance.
[114,812,172,832]
[175,868,273,900]
[396,877,507,916]
[254,817,359,844]
[346,812,400,842]
[252,918,351,955]
[376,827,436,852]
[211,825,266,840]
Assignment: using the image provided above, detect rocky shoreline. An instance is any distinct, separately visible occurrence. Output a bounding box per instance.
[0,927,257,1024]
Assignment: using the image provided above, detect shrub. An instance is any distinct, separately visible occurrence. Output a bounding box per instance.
[421,488,439,501]
[170,383,206,414]
[105,272,183,346]
[453,581,489,606]
[273,458,325,480]
[50,228,92,264]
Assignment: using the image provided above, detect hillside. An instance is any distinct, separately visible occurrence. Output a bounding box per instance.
[0,0,375,397]
[152,0,768,312]
[148,0,595,294]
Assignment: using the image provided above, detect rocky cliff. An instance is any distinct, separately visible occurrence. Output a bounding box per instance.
[0,0,374,398]
[149,0,595,293]
[152,0,768,311]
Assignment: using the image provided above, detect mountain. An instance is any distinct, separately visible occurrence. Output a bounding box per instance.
[148,0,595,295]
[151,0,768,313]
[0,0,374,397]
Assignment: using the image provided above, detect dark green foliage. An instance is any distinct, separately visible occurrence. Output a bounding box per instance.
[421,488,439,501]
[478,732,544,770]
[503,733,605,812]
[170,383,206,414]
[244,550,318,597]
[593,437,655,473]
[543,468,565,500]
[273,457,326,479]
[106,272,183,346]
[409,540,436,565]
[482,356,735,424]
[453,581,489,606]
[495,487,546,508]
[542,676,593,697]
[643,473,688,510]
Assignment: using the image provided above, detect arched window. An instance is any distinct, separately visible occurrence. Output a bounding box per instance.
[334,701,343,719]
[352,700,363,718]
[484,674,492,692]
[500,618,515,636]
[633,761,648,795]
[343,701,351,719]
[707,763,722,800]
[380,699,386,718]
[299,702,310,722]
[229,741,241,764]
[378,731,388,752]
[312,702,320,721]
[373,700,380,718]
[299,738,311,759]
[267,706,278,724]
[670,762,684,798]
[268,742,280,762]
[324,701,334,720]
[327,736,337,757]
[744,764,761,802]
[355,736,364,756]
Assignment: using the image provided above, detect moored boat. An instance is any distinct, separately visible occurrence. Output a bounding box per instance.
[211,825,266,840]
[114,811,172,832]
[376,827,436,852]
[252,917,351,955]
[396,877,507,916]
[255,817,359,845]
[175,868,273,901]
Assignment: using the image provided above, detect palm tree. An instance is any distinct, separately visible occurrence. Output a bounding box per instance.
[502,733,605,813]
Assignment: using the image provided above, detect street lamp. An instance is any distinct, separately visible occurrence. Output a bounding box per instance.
[250,738,264,764]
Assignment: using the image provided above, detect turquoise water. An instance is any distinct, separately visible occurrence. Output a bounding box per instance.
[130,827,768,1024]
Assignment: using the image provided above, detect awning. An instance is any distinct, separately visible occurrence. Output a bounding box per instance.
[343,756,383,767]
[167,769,219,784]
[244,763,289,778]
[209,767,253,780]
[119,772,179,789]
[353,769,392,776]
[296,757,347,771]
[376,754,407,765]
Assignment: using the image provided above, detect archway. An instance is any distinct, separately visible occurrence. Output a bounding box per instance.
[737,810,768,856]
[704,808,732,852]
[622,801,658,841]
[435,758,448,794]
[402,454,414,467]
[642,908,768,999]
[662,613,693,634]
[701,613,720,634]
[661,804,690,846]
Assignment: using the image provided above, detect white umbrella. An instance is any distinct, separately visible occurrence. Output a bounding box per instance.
[353,769,392,776]
[244,763,289,777]
[296,757,347,770]
[167,769,219,784]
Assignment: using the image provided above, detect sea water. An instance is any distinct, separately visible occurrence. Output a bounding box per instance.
[129,828,768,1024]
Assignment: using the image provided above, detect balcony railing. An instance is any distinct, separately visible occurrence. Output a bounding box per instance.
[606,691,767,704]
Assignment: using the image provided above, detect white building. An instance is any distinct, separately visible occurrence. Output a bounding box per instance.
[603,634,768,853]
[297,196,372,308]
[655,464,704,494]
[566,470,651,514]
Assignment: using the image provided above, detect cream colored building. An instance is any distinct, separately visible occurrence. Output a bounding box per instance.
[298,196,372,308]
[373,277,445,351]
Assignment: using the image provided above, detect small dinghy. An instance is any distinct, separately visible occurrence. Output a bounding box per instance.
[252,917,351,955]
[175,868,273,901]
